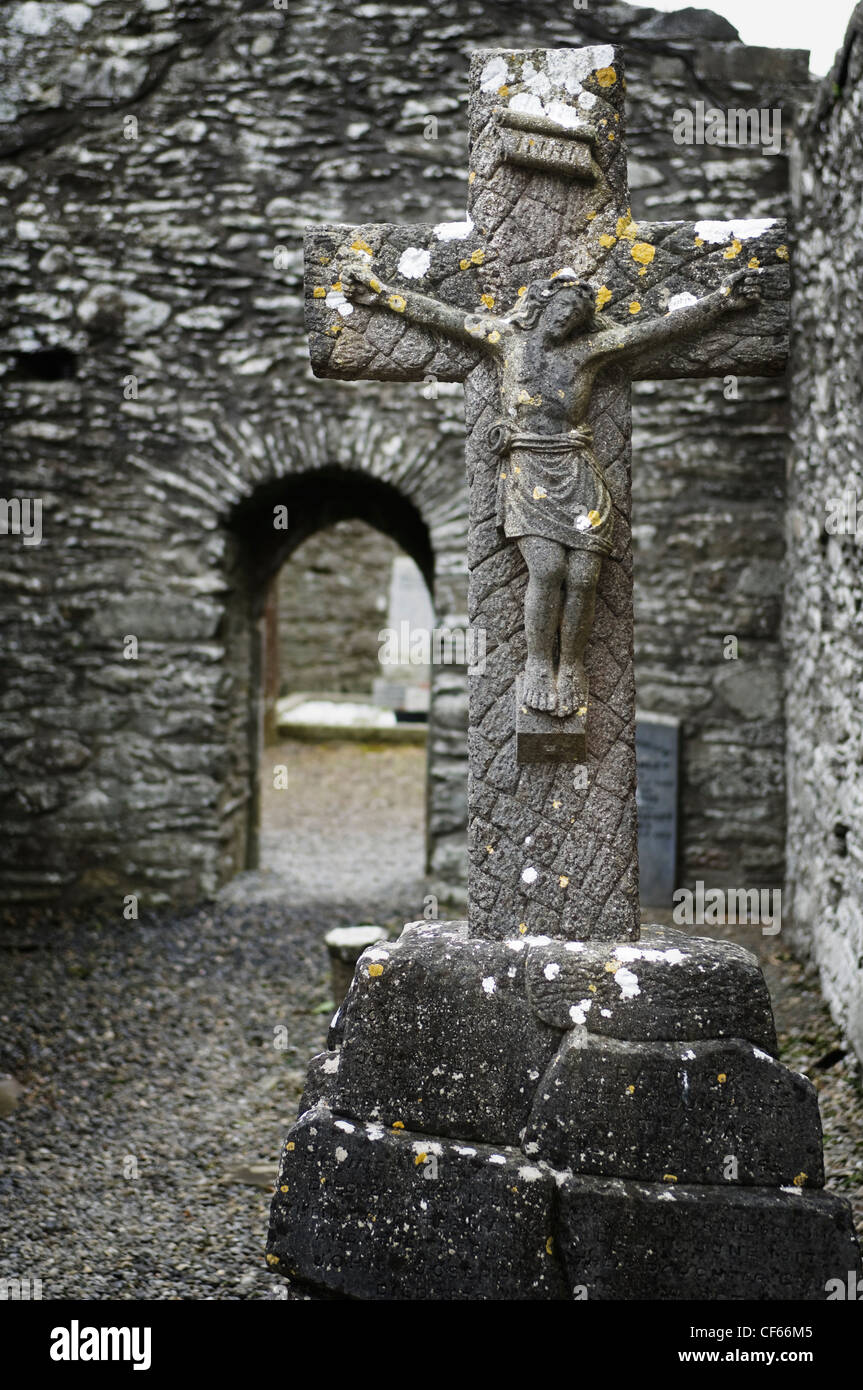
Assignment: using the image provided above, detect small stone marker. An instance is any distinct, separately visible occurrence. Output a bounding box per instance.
[635,710,679,906]
[324,925,388,1002]
[266,45,862,1302]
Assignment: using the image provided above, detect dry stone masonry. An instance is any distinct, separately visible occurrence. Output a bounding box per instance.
[0,0,809,914]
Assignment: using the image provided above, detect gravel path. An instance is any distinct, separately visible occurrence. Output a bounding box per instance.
[1,742,861,1300]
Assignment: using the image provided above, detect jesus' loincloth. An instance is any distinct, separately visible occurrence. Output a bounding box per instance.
[494,426,614,555]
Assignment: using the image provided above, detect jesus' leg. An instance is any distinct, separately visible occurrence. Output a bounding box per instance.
[557,548,602,716]
[518,535,566,712]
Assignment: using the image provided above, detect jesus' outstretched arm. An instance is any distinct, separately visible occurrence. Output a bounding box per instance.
[337,252,510,353]
[586,267,764,370]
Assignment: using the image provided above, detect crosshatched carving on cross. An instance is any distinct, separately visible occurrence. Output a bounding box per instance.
[304,45,790,941]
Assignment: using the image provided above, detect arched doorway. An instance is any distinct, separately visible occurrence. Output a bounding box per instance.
[222,466,443,908]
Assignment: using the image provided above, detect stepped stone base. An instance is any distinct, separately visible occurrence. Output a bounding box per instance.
[267,921,862,1300]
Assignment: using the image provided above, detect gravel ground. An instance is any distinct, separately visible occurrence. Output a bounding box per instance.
[1,741,861,1300]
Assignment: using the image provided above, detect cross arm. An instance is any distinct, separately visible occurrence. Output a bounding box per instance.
[590,217,791,379]
[304,221,494,384]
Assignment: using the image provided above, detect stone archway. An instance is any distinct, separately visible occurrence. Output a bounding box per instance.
[221,458,468,905]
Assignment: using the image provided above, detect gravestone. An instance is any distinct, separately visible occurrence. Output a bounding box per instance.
[266,46,862,1300]
[635,711,679,906]
[372,555,434,715]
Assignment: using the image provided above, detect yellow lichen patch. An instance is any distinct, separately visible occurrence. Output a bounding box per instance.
[518,922,527,934]
[513,465,521,474]
[511,1185,518,1194]
[545,1236,554,1255]
[326,324,343,336]
[614,113,620,122]
[286,1142,295,1151]
[776,244,789,261]
[604,960,619,973]
[518,285,528,296]
[600,118,608,127]
[392,1121,404,1130]
[596,284,612,311]
[553,800,561,808]
[488,329,501,344]
[460,259,470,270]
[577,705,587,717]
[312,286,326,298]
[717,1072,727,1084]
[616,212,639,241]
[588,983,597,993]
[486,844,495,853]
[607,133,615,141]
[557,389,565,399]
[414,1152,427,1166]
[319,255,331,265]
[481,293,495,309]
[320,1176,326,1184]
[588,509,601,527]
[351,238,373,255]
[628,301,641,315]
[498,84,509,96]
[596,66,617,87]
[518,389,541,406]
[369,276,382,292]
[533,486,548,500]
[586,211,597,220]
[631,241,655,267]
[626,1084,635,1094]
[663,1174,678,1183]
[266,1253,280,1266]
[599,233,617,249]
[368,962,384,978]
[499,471,507,479]
[723,238,742,260]
[280,1184,289,1193]
[387,294,406,312]
[469,170,476,184]
[793,1172,807,1186]
[559,875,569,888]
[470,248,485,265]
[748,257,760,269]
[332,280,343,291]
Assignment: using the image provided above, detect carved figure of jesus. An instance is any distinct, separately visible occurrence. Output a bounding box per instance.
[338,253,762,717]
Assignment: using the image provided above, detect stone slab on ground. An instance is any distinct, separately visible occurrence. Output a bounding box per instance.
[525,1032,824,1186]
[557,1174,862,1301]
[267,1106,568,1301]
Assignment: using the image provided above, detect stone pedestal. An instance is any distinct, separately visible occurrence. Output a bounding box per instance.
[267,921,862,1300]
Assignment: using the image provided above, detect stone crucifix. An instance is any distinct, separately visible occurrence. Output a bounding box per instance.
[305,45,789,942]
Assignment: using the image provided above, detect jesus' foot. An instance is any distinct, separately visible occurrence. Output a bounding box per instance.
[556,660,588,717]
[522,659,557,713]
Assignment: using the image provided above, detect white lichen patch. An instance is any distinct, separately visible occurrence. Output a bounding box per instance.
[433,215,474,241]
[397,246,431,279]
[334,1120,355,1134]
[488,1154,507,1165]
[334,1146,348,1163]
[322,1056,339,1074]
[614,945,684,965]
[480,54,509,92]
[517,1165,543,1182]
[521,866,538,885]
[564,941,587,952]
[365,1123,386,1141]
[569,998,594,1025]
[481,976,497,995]
[325,288,353,317]
[524,1141,539,1155]
[412,1140,443,1156]
[694,217,777,244]
[752,1047,774,1062]
[453,1145,477,1157]
[543,961,561,981]
[614,967,640,999]
[681,1049,696,1060]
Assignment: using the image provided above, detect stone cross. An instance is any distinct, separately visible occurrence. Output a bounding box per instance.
[304,45,789,942]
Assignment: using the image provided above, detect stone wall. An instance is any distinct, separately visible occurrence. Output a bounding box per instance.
[786,3,863,1060]
[276,520,398,696]
[0,0,810,911]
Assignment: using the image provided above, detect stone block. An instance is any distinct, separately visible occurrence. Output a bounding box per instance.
[266,1106,568,1300]
[333,922,562,1144]
[525,1032,823,1186]
[525,924,777,1052]
[556,1175,862,1301]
